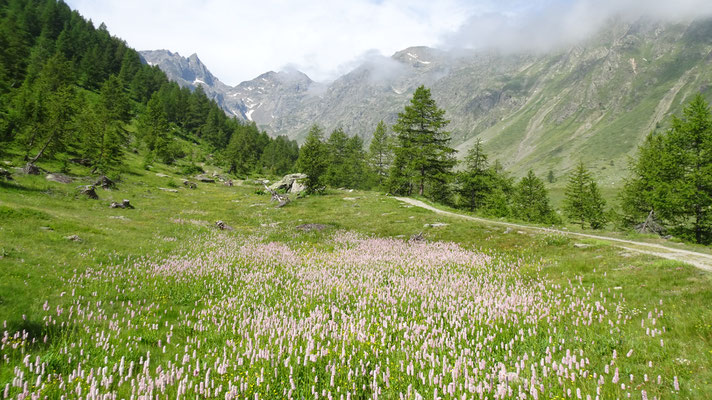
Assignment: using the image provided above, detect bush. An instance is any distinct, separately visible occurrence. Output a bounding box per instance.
[179,163,204,176]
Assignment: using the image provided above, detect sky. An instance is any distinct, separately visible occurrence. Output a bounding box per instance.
[66,0,712,86]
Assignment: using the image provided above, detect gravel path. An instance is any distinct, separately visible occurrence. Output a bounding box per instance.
[395,197,712,272]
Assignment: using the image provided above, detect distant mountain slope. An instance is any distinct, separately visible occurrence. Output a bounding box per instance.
[139,50,246,119]
[143,18,712,183]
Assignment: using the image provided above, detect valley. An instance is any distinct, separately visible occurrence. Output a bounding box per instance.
[142,18,712,181]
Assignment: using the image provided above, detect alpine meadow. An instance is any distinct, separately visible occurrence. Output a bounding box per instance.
[2,1,712,400]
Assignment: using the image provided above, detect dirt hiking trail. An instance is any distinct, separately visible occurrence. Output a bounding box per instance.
[395,197,712,272]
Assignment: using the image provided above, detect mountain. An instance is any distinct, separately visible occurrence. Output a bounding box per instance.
[143,18,712,184]
[139,50,246,118]
[227,70,326,128]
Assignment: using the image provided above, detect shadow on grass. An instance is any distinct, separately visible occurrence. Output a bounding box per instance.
[0,180,48,193]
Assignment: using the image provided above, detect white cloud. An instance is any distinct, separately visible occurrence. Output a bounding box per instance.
[66,0,478,85]
[441,0,712,53]
[66,0,712,86]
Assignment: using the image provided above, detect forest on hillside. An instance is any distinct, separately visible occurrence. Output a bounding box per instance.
[0,0,299,176]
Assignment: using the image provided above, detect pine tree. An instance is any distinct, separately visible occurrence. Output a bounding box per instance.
[563,162,607,229]
[79,75,130,173]
[137,93,171,163]
[620,132,668,226]
[324,128,350,187]
[17,53,77,164]
[667,94,712,243]
[389,86,455,197]
[514,170,557,224]
[547,170,555,183]
[457,138,491,211]
[368,121,393,187]
[297,124,328,193]
[225,124,258,176]
[345,135,368,189]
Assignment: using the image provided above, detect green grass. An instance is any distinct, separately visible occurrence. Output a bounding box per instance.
[1,151,712,398]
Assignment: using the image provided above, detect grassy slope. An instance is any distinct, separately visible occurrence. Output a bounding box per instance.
[1,152,711,398]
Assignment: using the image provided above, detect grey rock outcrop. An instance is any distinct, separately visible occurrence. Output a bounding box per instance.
[78,185,98,199]
[269,173,308,194]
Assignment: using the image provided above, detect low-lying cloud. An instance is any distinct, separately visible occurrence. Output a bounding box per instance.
[441,0,712,54]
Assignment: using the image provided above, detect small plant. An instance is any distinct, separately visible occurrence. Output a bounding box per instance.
[166,180,179,188]
[541,233,570,246]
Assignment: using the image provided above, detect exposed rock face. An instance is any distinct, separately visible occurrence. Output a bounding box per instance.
[145,18,712,182]
[269,173,308,194]
[139,50,245,118]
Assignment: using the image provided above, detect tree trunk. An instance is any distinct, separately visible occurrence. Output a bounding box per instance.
[695,205,702,244]
[30,130,56,164]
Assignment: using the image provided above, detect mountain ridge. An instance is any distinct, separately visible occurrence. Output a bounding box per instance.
[140,17,712,183]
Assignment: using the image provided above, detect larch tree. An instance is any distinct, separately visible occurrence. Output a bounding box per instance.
[563,162,607,229]
[389,85,455,198]
[456,138,491,211]
[513,170,557,224]
[297,124,328,193]
[368,120,393,188]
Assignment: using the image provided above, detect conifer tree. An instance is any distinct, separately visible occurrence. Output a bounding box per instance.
[78,76,130,173]
[620,132,667,227]
[225,124,258,176]
[563,162,606,229]
[345,135,368,189]
[368,121,393,187]
[297,124,328,193]
[665,94,712,243]
[623,95,712,243]
[389,86,455,197]
[325,128,350,187]
[17,53,77,164]
[514,170,557,224]
[137,93,171,163]
[457,138,491,211]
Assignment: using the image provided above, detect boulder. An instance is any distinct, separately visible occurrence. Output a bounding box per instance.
[110,199,134,209]
[64,235,82,242]
[159,187,178,193]
[195,175,215,183]
[424,223,448,228]
[94,175,116,190]
[409,232,425,243]
[269,173,308,193]
[215,220,234,231]
[78,185,98,199]
[23,163,40,175]
[289,180,306,194]
[46,173,73,184]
